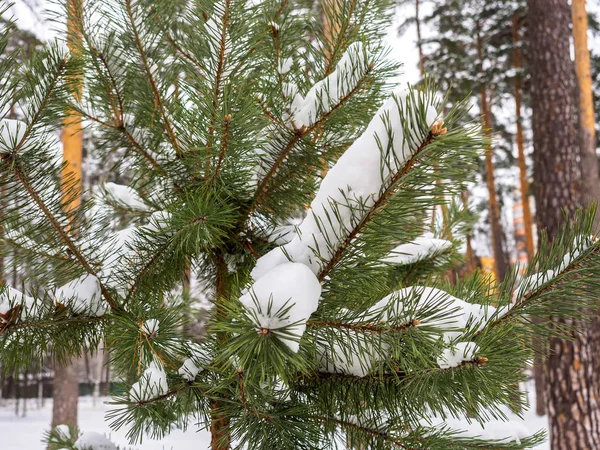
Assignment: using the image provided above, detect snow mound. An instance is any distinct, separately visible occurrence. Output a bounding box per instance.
[102,182,149,211]
[240,262,321,352]
[0,119,27,154]
[381,232,451,265]
[74,431,118,450]
[437,341,479,369]
[55,274,106,317]
[0,286,36,320]
[129,362,168,402]
[293,42,370,128]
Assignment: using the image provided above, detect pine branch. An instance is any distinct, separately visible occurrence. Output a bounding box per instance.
[306,318,420,333]
[476,244,600,338]
[322,0,358,76]
[84,40,164,170]
[124,0,183,158]
[13,58,67,154]
[318,131,437,282]
[309,414,416,450]
[3,158,120,311]
[247,62,374,216]
[2,315,105,333]
[206,0,232,151]
[208,113,231,184]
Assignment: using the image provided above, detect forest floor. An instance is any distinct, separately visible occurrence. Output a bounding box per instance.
[0,387,548,449]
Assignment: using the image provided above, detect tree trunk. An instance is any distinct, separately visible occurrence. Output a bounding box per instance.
[572,0,600,219]
[211,256,230,450]
[527,0,600,447]
[477,26,509,282]
[51,0,84,441]
[512,13,535,262]
[51,363,78,429]
[512,12,545,416]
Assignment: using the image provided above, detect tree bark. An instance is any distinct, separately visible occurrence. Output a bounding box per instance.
[51,363,79,429]
[477,24,509,282]
[527,0,600,447]
[572,0,600,219]
[211,256,230,450]
[50,0,84,442]
[512,12,545,416]
[512,13,535,262]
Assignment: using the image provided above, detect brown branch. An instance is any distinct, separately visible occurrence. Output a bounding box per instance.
[13,59,67,155]
[306,319,420,333]
[8,159,120,311]
[206,0,232,153]
[2,315,105,334]
[317,132,436,282]
[208,113,231,184]
[236,370,275,421]
[248,63,373,216]
[124,0,183,158]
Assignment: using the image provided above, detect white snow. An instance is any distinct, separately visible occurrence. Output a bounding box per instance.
[143,211,172,234]
[54,274,106,317]
[129,362,168,402]
[293,42,370,128]
[102,183,149,211]
[0,389,548,449]
[366,286,504,343]
[74,431,118,450]
[0,119,27,154]
[240,262,321,352]
[278,57,293,75]
[318,333,380,377]
[437,341,480,369]
[381,232,452,265]
[0,286,36,319]
[141,319,159,336]
[252,87,439,279]
[178,358,201,381]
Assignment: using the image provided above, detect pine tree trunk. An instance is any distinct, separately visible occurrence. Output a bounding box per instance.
[211,256,230,450]
[527,0,600,447]
[51,0,84,441]
[476,25,508,282]
[512,12,545,416]
[512,13,535,262]
[51,363,78,429]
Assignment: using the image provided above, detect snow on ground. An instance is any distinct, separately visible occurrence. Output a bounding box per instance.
[0,396,211,450]
[0,387,549,449]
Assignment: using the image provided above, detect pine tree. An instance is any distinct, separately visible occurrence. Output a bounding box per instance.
[419,0,512,281]
[0,1,600,449]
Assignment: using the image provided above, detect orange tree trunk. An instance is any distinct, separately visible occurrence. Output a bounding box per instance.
[512,14,535,262]
[528,0,600,447]
[51,0,84,442]
[572,0,600,221]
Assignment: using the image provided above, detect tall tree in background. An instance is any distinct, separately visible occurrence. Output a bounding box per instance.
[527,0,600,447]
[50,0,82,436]
[572,0,600,219]
[511,12,534,263]
[421,0,510,281]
